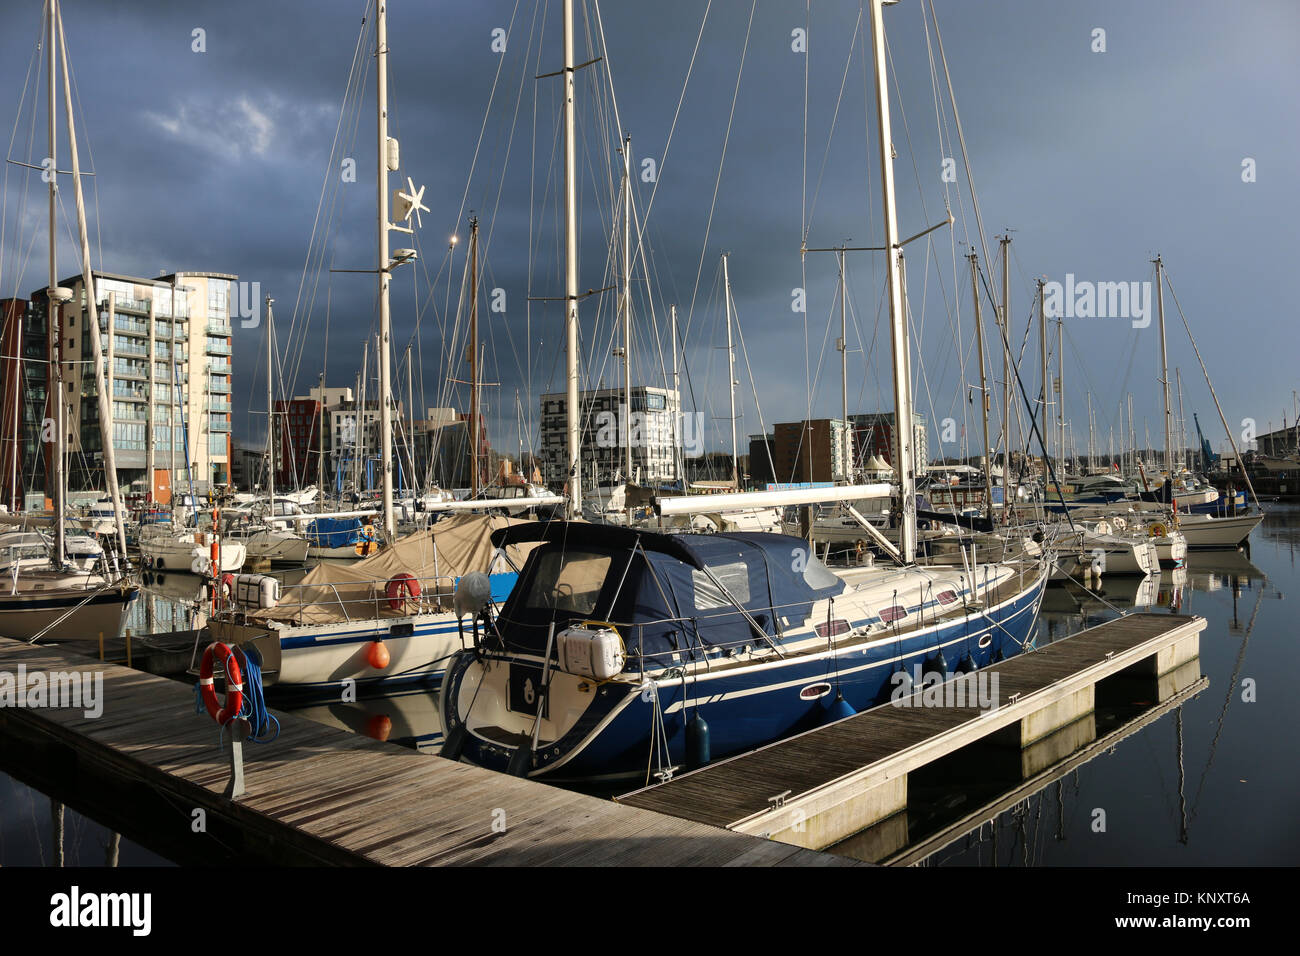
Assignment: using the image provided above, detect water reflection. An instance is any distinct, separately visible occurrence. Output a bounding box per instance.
[888,506,1293,866]
[0,772,171,866]
[279,684,445,754]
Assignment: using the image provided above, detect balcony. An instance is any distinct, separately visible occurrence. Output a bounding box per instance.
[207,321,231,336]
[208,378,231,394]
[207,361,232,374]
[208,399,232,412]
[205,342,231,356]
[113,297,151,315]
[209,420,231,432]
[110,318,148,335]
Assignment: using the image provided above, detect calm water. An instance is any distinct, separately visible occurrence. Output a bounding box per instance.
[893,505,1300,866]
[0,772,171,866]
[1,506,1296,865]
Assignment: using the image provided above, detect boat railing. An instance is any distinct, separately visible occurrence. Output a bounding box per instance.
[253,572,466,625]
[490,577,1005,672]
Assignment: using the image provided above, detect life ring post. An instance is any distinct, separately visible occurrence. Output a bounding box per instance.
[197,641,251,799]
[224,716,250,800]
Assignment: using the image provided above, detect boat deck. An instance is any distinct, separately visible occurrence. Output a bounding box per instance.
[0,637,862,866]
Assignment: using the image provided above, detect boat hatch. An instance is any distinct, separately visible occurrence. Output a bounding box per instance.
[879,605,907,624]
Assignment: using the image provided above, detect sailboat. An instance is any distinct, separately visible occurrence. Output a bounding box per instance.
[440,0,1049,783]
[0,0,137,642]
[207,1,550,688]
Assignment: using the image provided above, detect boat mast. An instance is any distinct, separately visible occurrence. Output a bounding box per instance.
[7,306,21,512]
[1154,254,1173,487]
[838,248,849,480]
[968,253,994,518]
[620,134,633,514]
[469,215,480,497]
[1087,392,1095,472]
[55,6,126,556]
[318,371,325,496]
[999,235,1011,512]
[515,389,523,479]
[562,0,582,516]
[404,345,414,495]
[1175,367,1185,472]
[356,339,368,496]
[1127,392,1134,476]
[265,296,275,514]
[722,252,738,488]
[45,0,66,567]
[1056,315,1065,475]
[670,304,682,486]
[376,0,395,537]
[868,0,916,563]
[1037,277,1048,478]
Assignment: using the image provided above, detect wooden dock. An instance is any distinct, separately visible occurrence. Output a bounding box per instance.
[618,612,1206,856]
[0,637,860,866]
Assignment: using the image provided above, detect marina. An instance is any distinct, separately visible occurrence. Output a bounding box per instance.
[0,515,1293,868]
[0,0,1294,920]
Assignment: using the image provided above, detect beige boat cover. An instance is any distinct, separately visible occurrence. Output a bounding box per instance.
[250,513,536,625]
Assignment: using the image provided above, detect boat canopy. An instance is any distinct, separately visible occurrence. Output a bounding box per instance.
[250,513,533,625]
[491,522,846,663]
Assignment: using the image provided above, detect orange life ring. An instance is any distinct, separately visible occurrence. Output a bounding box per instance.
[198,642,244,726]
[385,572,421,612]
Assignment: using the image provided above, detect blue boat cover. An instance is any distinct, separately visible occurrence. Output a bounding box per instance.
[494,524,845,663]
[304,516,364,549]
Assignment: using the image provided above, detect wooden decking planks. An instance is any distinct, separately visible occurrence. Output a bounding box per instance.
[0,637,862,866]
[618,613,1203,828]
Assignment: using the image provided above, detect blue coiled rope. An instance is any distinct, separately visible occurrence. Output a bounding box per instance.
[234,645,280,743]
[192,644,280,745]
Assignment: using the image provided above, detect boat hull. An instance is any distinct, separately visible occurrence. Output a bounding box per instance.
[0,585,138,642]
[139,535,246,572]
[1176,512,1263,549]
[239,530,311,565]
[444,566,1048,784]
[1151,531,1188,569]
[209,612,469,691]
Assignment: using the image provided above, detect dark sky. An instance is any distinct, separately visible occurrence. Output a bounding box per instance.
[3,0,1297,466]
